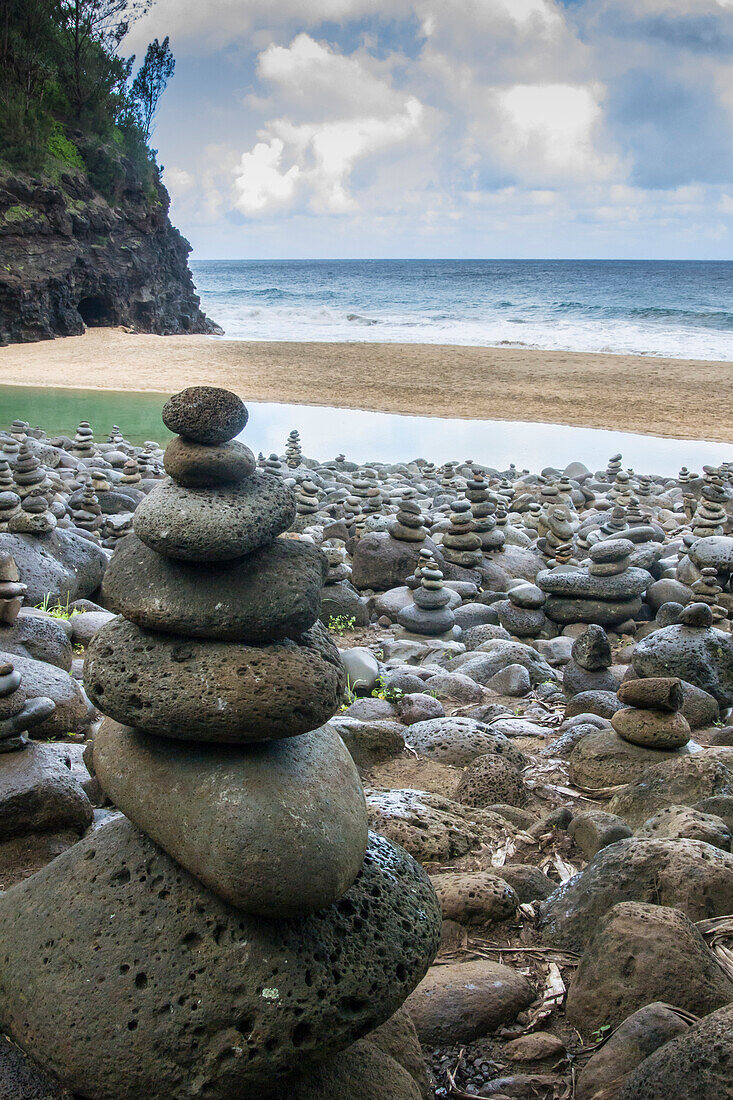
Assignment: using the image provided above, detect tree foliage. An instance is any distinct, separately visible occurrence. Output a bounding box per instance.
[0,0,175,201]
[130,36,174,142]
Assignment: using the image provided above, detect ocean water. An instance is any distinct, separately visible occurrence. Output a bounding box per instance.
[191,259,733,360]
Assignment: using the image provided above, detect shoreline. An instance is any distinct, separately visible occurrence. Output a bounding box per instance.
[1,327,731,444]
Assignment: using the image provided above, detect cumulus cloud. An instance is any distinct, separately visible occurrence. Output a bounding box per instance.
[141,0,733,254]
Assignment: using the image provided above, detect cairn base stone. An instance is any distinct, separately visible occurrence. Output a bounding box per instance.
[0,819,441,1100]
[93,719,368,917]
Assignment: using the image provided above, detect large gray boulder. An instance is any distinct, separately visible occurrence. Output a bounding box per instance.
[633,622,733,706]
[0,818,441,1100]
[540,838,733,952]
[0,742,92,840]
[0,531,107,605]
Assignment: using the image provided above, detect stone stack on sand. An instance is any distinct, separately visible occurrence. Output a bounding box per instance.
[0,387,440,1100]
[398,549,455,636]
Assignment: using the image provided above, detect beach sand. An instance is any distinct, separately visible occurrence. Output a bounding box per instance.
[1,327,731,443]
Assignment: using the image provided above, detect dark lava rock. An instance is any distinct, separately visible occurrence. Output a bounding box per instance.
[0,615,72,671]
[351,531,445,591]
[455,754,526,808]
[608,753,733,826]
[93,719,368,917]
[499,864,555,902]
[566,901,733,1032]
[162,387,248,444]
[404,959,534,1044]
[0,531,107,605]
[539,838,733,952]
[1,651,90,738]
[0,819,441,1100]
[633,620,733,706]
[84,618,345,742]
[572,625,612,670]
[102,534,326,642]
[575,1002,691,1100]
[133,474,297,561]
[0,742,92,840]
[163,436,256,487]
[0,169,220,343]
[0,1035,72,1100]
[617,1002,733,1100]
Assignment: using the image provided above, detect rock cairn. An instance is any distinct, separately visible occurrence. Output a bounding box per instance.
[398,549,455,635]
[285,428,302,468]
[0,386,441,1099]
[389,497,428,543]
[539,536,651,626]
[613,677,691,749]
[442,498,482,568]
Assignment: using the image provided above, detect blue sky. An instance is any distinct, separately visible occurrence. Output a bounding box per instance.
[128,0,733,260]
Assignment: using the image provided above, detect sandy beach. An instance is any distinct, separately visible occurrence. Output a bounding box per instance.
[1,327,731,443]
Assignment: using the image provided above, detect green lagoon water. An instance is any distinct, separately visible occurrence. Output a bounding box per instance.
[0,386,174,445]
[0,384,731,475]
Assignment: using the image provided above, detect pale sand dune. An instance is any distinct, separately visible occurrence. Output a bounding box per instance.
[1,327,731,443]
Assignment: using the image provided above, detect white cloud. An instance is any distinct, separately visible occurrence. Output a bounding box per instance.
[486,83,620,184]
[232,138,301,215]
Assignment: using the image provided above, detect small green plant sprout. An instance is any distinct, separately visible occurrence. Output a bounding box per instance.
[73,643,85,655]
[327,614,356,636]
[591,1024,612,1043]
[370,675,404,704]
[340,675,358,711]
[35,593,82,620]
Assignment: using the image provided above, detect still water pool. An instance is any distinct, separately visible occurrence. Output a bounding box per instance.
[0,385,730,477]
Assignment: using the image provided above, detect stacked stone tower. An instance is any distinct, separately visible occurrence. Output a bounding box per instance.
[0,387,440,1100]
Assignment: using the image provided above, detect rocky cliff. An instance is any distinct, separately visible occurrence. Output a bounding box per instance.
[0,168,221,343]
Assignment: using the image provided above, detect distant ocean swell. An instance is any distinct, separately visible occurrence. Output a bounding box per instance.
[191,259,733,360]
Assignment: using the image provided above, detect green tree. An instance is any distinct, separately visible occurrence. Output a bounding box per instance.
[56,0,149,120]
[130,35,174,141]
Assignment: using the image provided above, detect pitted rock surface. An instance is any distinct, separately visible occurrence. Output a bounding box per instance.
[455,754,527,808]
[540,838,733,952]
[608,753,733,826]
[133,474,296,562]
[163,437,256,487]
[403,717,526,768]
[0,819,441,1100]
[84,618,345,742]
[366,788,510,863]
[162,386,248,444]
[93,720,368,917]
[102,534,326,642]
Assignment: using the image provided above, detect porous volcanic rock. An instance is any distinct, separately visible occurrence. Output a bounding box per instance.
[0,819,441,1100]
[93,720,368,917]
[101,534,327,642]
[84,618,345,741]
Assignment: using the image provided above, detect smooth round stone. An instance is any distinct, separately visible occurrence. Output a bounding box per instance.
[678,602,714,628]
[589,539,635,563]
[94,719,368,917]
[84,618,345,742]
[102,534,326,642]
[133,474,296,562]
[163,436,256,487]
[162,386,248,444]
[538,567,652,600]
[397,605,455,635]
[509,583,545,610]
[612,707,691,749]
[545,595,642,625]
[0,818,441,1100]
[588,560,628,577]
[413,587,451,610]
